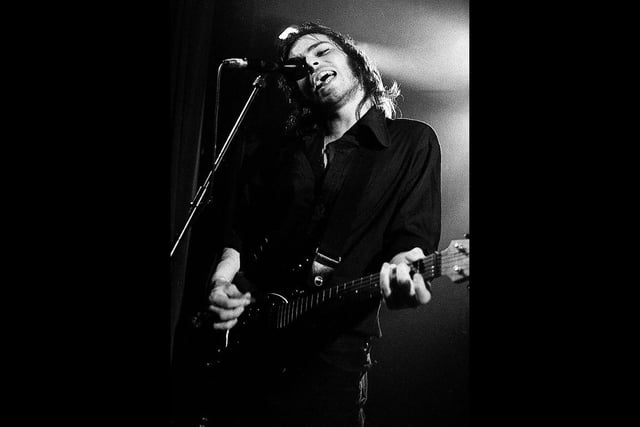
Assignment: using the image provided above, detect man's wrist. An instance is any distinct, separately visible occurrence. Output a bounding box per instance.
[211,276,231,286]
[210,247,240,286]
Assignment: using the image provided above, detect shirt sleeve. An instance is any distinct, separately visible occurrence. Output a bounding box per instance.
[382,124,442,260]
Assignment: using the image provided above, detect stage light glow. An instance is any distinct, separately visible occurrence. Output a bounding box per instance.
[278,26,299,40]
[358,27,468,91]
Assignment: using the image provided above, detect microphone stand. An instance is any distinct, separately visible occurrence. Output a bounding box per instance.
[170,71,268,258]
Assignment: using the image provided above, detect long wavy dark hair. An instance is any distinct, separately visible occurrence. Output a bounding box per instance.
[276,22,401,135]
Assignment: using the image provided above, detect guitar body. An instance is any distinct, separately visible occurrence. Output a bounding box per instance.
[192,291,290,372]
[191,288,351,378]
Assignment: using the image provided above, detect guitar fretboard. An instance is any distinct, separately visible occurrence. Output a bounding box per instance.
[274,251,443,329]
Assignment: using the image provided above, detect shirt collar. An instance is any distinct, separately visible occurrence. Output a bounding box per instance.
[351,107,390,148]
[301,107,391,148]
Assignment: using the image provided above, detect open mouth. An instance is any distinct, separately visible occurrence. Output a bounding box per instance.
[314,70,337,91]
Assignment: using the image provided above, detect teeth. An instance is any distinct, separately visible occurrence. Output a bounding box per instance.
[314,71,336,89]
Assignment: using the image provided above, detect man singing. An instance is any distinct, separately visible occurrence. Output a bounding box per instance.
[206,22,441,426]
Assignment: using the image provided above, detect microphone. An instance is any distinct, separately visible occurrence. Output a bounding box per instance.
[222,57,308,79]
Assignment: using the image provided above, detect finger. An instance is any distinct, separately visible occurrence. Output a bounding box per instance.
[208,304,245,321]
[404,247,426,263]
[395,263,415,296]
[223,284,245,298]
[213,318,238,330]
[412,273,432,305]
[379,262,392,298]
[209,292,252,309]
[211,282,250,299]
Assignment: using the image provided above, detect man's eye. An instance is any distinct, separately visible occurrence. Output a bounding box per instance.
[318,48,331,56]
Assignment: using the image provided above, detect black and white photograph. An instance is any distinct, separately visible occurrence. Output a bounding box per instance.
[170,1,469,426]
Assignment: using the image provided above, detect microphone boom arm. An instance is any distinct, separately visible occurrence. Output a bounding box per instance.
[170,72,268,258]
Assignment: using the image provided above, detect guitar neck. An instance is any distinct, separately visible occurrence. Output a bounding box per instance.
[274,252,442,329]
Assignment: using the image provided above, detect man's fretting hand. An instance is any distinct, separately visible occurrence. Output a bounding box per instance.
[379,247,431,309]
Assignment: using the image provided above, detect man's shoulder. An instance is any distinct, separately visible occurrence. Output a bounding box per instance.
[386,117,439,149]
[388,116,435,133]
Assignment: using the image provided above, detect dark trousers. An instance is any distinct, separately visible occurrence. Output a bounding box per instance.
[197,340,371,427]
[263,354,369,427]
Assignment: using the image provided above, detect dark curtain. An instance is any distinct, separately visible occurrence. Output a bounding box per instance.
[171,1,232,425]
[169,0,217,362]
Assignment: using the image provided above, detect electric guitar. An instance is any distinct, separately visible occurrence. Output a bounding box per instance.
[191,238,470,369]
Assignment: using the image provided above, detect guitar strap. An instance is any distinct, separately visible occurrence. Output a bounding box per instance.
[313,142,381,270]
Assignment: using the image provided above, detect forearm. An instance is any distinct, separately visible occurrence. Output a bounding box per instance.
[212,247,241,283]
[208,247,251,331]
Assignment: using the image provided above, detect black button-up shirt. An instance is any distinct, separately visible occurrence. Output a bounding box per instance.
[225,107,441,343]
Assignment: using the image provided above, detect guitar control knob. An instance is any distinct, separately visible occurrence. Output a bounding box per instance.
[191,313,206,328]
[314,275,324,287]
[191,317,202,328]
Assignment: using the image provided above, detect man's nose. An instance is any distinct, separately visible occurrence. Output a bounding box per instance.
[305,58,319,74]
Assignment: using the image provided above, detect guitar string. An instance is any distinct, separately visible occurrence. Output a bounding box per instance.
[278,254,470,327]
[204,251,469,329]
[283,253,469,322]
[277,253,469,328]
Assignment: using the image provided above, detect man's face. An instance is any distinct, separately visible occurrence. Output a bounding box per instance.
[287,33,361,109]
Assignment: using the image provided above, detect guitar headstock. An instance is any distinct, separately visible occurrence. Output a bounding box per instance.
[440,239,469,283]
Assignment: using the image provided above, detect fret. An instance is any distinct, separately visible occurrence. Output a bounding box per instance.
[286,305,290,327]
[288,302,292,325]
[282,304,287,327]
[273,247,454,329]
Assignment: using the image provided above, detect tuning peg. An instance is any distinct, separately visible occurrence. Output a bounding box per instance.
[453,265,467,277]
[454,243,468,255]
